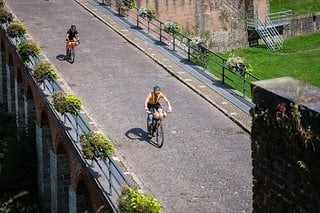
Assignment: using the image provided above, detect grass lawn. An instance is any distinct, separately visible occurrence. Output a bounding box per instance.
[218,32,320,90]
[270,0,320,16]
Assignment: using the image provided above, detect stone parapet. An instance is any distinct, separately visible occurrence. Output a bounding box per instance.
[251,77,320,211]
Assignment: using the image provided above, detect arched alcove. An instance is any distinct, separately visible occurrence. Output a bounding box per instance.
[76,180,93,213]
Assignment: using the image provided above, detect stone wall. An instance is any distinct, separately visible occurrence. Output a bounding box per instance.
[284,13,320,38]
[251,77,320,211]
[136,0,251,51]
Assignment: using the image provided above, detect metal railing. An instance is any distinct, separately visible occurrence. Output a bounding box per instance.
[1,19,131,212]
[255,17,284,51]
[268,10,292,23]
[95,0,260,97]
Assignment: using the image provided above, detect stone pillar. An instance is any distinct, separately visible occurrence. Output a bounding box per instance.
[255,0,268,22]
[15,78,24,129]
[36,123,52,210]
[36,122,44,198]
[0,50,4,105]
[6,64,15,113]
[57,151,71,212]
[51,149,58,213]
[69,186,77,213]
[51,144,73,212]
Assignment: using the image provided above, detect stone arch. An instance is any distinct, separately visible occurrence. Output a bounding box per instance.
[35,109,52,210]
[50,140,72,212]
[0,39,6,106]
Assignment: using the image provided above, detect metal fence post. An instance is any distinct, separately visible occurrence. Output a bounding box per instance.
[109,160,113,195]
[173,33,175,51]
[222,59,225,84]
[187,39,191,61]
[159,22,162,42]
[136,11,139,27]
[76,115,79,142]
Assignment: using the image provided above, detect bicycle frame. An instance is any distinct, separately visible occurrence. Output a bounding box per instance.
[66,41,78,63]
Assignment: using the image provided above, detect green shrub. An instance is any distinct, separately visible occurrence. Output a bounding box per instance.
[52,91,82,116]
[18,40,40,62]
[7,21,27,38]
[226,54,253,73]
[126,0,136,10]
[137,6,156,21]
[163,20,181,34]
[80,132,114,160]
[33,61,58,82]
[118,187,162,213]
[0,8,12,23]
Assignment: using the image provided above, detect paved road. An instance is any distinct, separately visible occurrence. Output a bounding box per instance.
[7,0,253,212]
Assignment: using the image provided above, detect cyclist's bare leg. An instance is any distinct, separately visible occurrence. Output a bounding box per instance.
[147,111,153,138]
[157,108,164,119]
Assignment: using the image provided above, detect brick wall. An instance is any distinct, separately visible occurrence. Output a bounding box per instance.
[251,77,320,211]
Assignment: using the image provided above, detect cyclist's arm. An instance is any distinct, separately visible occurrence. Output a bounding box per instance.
[144,93,151,111]
[66,33,70,41]
[162,94,172,112]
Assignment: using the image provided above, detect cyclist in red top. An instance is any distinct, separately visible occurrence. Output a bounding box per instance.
[144,86,172,138]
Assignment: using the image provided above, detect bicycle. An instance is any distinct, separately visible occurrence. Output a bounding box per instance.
[66,40,79,64]
[148,108,169,148]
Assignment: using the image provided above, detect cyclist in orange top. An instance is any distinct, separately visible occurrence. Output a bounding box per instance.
[66,25,79,54]
[144,85,172,138]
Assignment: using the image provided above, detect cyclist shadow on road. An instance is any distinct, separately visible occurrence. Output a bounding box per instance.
[56,54,66,61]
[56,54,72,63]
[125,128,160,148]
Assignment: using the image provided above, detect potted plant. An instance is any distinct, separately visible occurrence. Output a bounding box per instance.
[137,6,156,21]
[80,132,114,160]
[118,187,162,213]
[119,0,136,16]
[226,54,253,74]
[163,20,181,34]
[51,91,82,116]
[33,61,58,83]
[189,36,205,49]
[0,0,5,8]
[7,21,27,38]
[18,40,41,63]
[0,8,12,23]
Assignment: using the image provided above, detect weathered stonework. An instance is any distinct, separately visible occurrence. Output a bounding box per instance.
[0,28,111,212]
[251,77,320,211]
[284,13,320,39]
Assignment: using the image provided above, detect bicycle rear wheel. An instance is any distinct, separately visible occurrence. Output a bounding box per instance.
[70,47,75,64]
[155,121,164,148]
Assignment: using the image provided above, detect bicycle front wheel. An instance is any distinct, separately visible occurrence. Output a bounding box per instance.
[155,121,164,148]
[70,47,75,64]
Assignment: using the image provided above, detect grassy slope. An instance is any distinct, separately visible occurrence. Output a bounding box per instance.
[221,32,320,89]
[270,0,320,16]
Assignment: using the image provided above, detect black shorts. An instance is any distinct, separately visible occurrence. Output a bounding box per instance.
[147,103,162,112]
